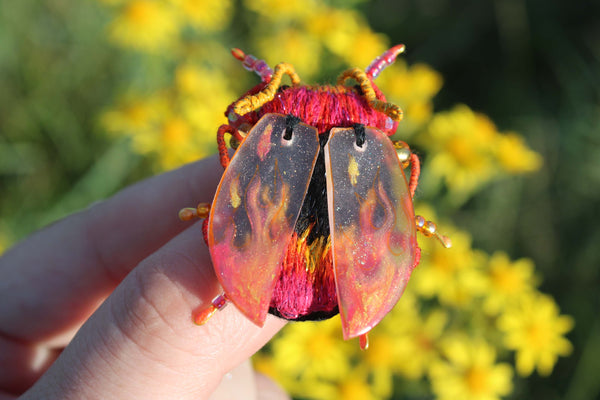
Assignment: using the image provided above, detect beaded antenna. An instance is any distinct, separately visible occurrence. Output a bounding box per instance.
[180,45,450,349]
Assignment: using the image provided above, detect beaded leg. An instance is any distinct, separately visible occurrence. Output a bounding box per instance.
[359,333,370,350]
[178,202,211,221]
[179,204,230,322]
[408,153,420,199]
[217,124,244,169]
[178,202,211,244]
[193,293,228,325]
[392,140,450,248]
[415,215,452,248]
[393,140,419,199]
[180,123,241,325]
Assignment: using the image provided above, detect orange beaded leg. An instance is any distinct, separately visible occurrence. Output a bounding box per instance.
[408,153,420,199]
[217,124,245,169]
[393,141,451,248]
[393,141,419,199]
[415,215,452,248]
[359,333,369,350]
[193,293,228,325]
[178,204,229,323]
[178,202,210,221]
[179,202,211,245]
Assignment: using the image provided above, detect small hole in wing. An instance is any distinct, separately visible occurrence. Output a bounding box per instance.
[283,114,303,144]
[353,123,367,151]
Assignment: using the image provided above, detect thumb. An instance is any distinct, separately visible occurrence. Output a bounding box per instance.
[21,224,286,400]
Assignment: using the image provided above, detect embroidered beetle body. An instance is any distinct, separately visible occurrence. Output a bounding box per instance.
[180,45,450,348]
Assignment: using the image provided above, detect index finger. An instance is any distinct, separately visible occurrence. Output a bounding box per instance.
[0,155,223,343]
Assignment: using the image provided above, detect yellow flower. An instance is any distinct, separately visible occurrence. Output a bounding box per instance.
[243,0,316,20]
[157,117,193,164]
[176,64,206,96]
[254,7,387,79]
[361,333,397,397]
[409,64,444,99]
[102,87,220,169]
[361,297,420,399]
[307,8,361,57]
[295,367,382,400]
[392,309,448,379]
[420,104,541,195]
[101,94,168,136]
[104,66,234,169]
[258,29,322,78]
[175,66,234,164]
[483,252,538,315]
[170,0,232,30]
[339,27,388,69]
[422,104,499,194]
[498,294,574,376]
[332,369,383,400]
[175,64,233,100]
[495,132,542,173]
[108,0,179,52]
[270,317,351,382]
[378,61,443,136]
[411,226,487,307]
[372,290,446,382]
[430,336,513,400]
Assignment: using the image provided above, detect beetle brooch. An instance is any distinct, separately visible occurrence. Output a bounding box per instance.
[179,45,450,349]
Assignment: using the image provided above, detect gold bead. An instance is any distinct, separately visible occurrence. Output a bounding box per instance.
[196,203,210,218]
[424,221,437,236]
[178,208,197,221]
[396,147,411,164]
[229,136,241,150]
[415,215,425,228]
[393,141,411,166]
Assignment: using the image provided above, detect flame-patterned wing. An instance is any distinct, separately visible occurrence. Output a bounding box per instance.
[208,113,320,326]
[324,126,418,339]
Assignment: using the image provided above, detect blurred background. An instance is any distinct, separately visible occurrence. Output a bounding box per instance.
[0,0,598,399]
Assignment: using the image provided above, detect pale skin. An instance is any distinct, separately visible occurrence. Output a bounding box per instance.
[0,155,289,400]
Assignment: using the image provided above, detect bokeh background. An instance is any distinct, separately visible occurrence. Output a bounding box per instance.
[0,0,598,399]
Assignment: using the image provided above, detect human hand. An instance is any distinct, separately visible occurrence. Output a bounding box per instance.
[0,156,289,399]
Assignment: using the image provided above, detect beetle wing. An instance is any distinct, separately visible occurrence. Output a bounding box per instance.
[324,126,418,339]
[208,113,319,326]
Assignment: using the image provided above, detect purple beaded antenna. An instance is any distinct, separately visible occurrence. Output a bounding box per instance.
[231,48,273,82]
[365,44,406,79]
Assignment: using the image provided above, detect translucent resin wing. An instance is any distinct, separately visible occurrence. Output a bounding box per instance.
[324,126,418,339]
[208,113,320,326]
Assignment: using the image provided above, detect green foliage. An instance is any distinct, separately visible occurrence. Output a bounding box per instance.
[0,0,133,239]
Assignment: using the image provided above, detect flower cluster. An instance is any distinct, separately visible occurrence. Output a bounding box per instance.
[419,105,543,199]
[95,1,572,399]
[100,67,236,168]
